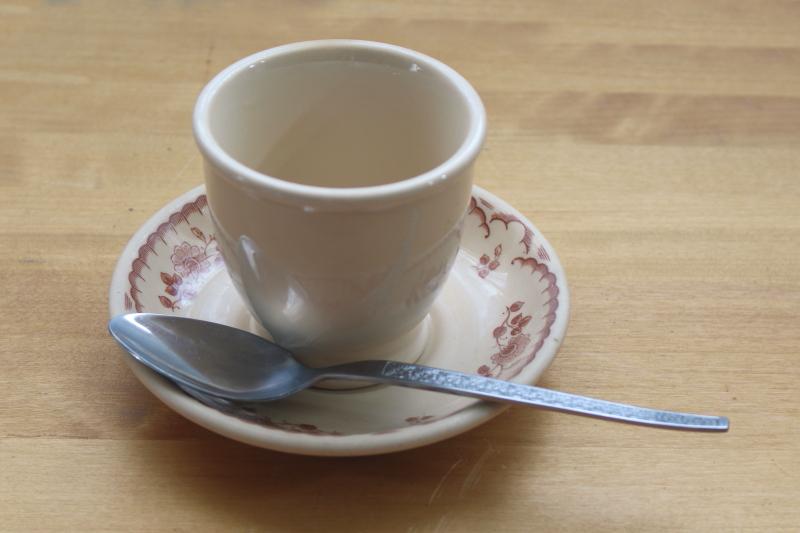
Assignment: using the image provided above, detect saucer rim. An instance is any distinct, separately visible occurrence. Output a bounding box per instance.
[108,184,570,456]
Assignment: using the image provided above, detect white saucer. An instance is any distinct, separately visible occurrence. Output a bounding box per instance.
[109,185,570,456]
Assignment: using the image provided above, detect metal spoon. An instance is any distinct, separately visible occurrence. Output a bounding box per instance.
[108,313,729,431]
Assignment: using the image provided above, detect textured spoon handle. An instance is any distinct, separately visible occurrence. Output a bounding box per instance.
[323,361,729,431]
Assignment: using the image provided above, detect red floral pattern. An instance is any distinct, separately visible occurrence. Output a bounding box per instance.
[260,418,342,436]
[537,245,551,262]
[172,242,208,277]
[468,195,560,379]
[158,227,221,310]
[212,403,343,436]
[477,301,533,377]
[468,196,535,255]
[476,244,502,278]
[405,415,435,425]
[127,195,214,313]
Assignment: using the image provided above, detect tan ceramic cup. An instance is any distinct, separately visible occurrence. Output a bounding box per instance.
[193,40,485,367]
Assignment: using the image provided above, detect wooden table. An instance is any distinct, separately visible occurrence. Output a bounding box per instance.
[2,1,798,531]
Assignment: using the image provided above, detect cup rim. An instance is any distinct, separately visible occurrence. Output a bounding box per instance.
[193,40,486,204]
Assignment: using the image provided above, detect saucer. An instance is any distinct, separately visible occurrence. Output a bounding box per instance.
[109,184,570,456]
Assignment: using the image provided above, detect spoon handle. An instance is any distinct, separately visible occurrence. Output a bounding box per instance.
[321,361,729,431]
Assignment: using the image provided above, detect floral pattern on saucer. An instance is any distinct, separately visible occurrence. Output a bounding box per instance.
[467,196,560,380]
[125,195,223,313]
[111,184,569,454]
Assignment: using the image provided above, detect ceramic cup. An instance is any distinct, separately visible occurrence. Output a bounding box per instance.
[193,40,485,367]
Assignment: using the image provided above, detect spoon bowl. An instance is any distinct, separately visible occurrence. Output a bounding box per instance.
[109,313,316,401]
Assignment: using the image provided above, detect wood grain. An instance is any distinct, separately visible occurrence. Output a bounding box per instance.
[1,1,798,531]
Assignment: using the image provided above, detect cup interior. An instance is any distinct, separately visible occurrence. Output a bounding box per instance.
[203,44,478,188]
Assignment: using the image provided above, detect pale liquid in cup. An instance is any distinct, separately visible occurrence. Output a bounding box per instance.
[209,59,471,188]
